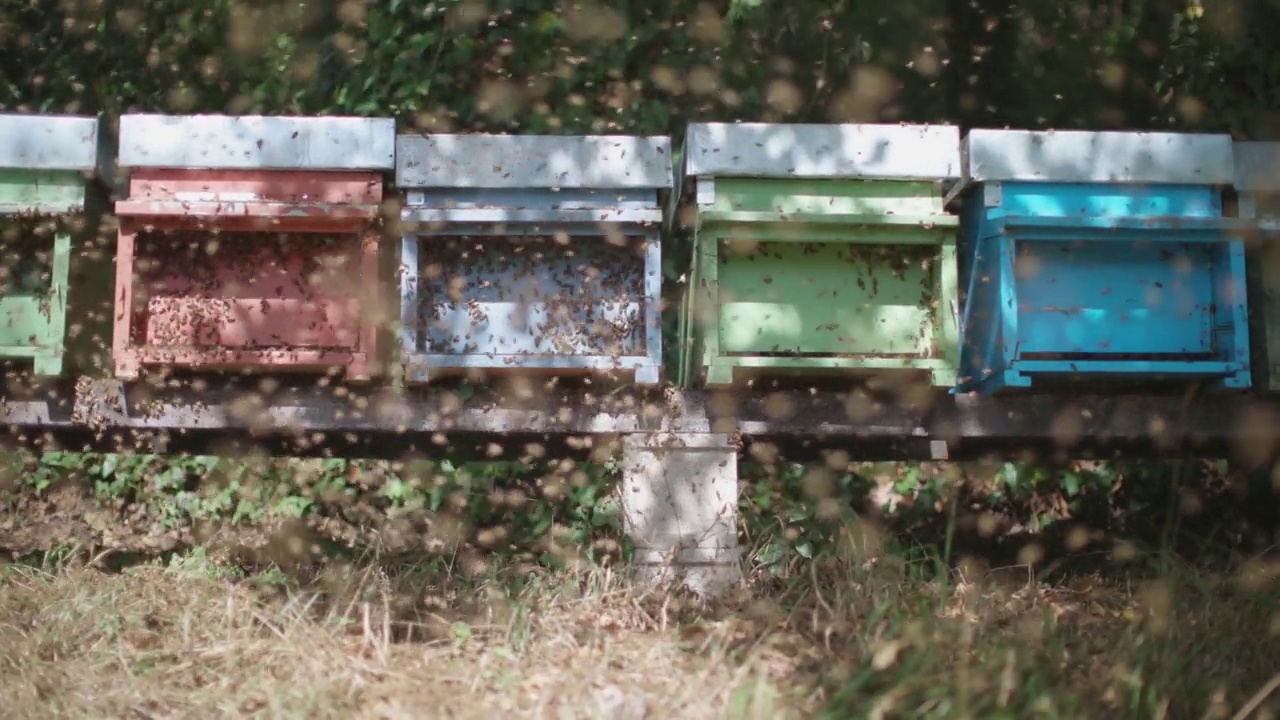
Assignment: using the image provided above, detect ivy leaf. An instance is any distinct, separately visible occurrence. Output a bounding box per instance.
[1063,472,1081,498]
[794,540,815,560]
[999,463,1020,490]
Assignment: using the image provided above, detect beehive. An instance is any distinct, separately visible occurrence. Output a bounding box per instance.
[1233,141,1280,392]
[395,133,671,385]
[0,113,100,377]
[954,129,1250,392]
[673,122,963,388]
[111,114,395,381]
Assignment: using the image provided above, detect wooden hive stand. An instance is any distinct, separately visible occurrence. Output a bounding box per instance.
[672,122,964,389]
[110,114,396,382]
[951,129,1251,393]
[0,113,102,378]
[395,133,672,386]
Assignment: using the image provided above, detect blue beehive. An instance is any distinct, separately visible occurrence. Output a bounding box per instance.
[395,133,672,385]
[951,129,1250,393]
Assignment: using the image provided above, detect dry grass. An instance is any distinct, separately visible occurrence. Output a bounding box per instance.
[0,550,805,720]
[1,536,1280,719]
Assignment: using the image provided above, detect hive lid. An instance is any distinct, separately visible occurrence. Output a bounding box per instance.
[0,114,100,172]
[682,122,963,181]
[117,114,396,171]
[1232,141,1280,193]
[963,129,1235,186]
[395,134,674,190]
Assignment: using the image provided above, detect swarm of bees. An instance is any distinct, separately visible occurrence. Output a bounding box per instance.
[123,229,364,378]
[417,235,647,362]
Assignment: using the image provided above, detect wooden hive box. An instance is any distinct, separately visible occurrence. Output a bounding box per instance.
[672,122,963,388]
[1232,141,1280,392]
[952,129,1250,393]
[0,113,101,377]
[395,133,672,385]
[111,114,395,381]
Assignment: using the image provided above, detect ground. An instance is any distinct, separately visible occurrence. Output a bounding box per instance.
[3,477,1280,719]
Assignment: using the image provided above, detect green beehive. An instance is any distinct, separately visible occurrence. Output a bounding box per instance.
[1234,141,1280,392]
[671,122,963,388]
[0,113,102,377]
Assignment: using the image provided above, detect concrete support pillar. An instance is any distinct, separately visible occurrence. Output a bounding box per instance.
[620,432,742,596]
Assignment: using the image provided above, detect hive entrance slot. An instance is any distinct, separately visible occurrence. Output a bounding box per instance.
[412,235,647,358]
[716,241,943,358]
[1018,351,1220,361]
[725,351,940,359]
[131,229,361,351]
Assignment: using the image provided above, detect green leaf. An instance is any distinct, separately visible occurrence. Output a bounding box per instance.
[381,478,408,501]
[491,646,517,661]
[592,499,621,526]
[274,496,313,519]
[532,516,553,536]
[1063,472,1081,498]
[756,540,785,566]
[451,621,472,647]
[533,12,560,34]
[787,506,811,523]
[409,33,438,55]
[999,463,1020,489]
[794,540,814,560]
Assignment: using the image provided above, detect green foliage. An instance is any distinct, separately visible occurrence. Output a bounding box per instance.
[6,442,1255,582]
[742,459,1104,538]
[4,450,628,563]
[1161,4,1280,136]
[6,0,1260,134]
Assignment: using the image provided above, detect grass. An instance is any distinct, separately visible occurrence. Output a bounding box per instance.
[0,549,787,719]
[2,519,1280,720]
